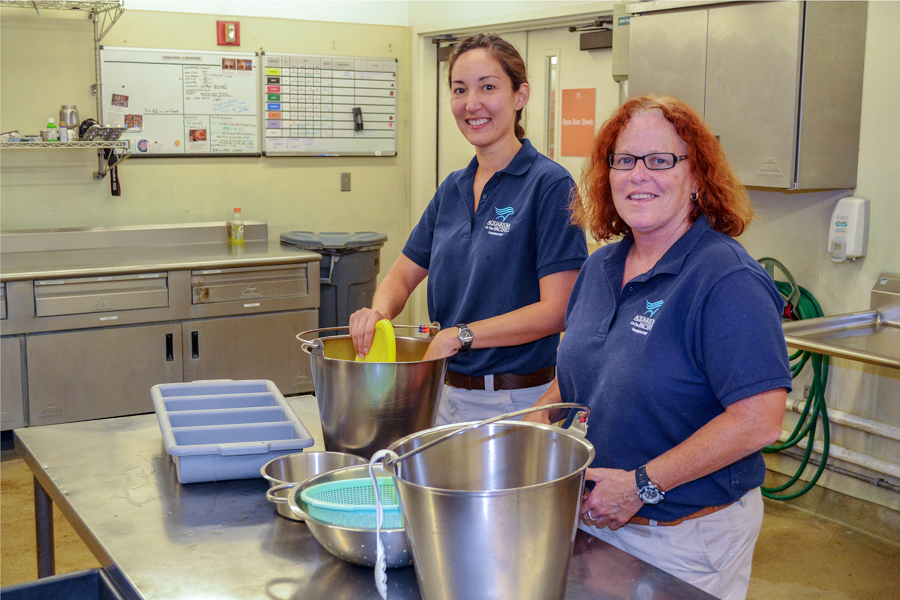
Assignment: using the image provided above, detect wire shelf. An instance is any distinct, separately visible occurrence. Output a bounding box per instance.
[1,141,130,149]
[0,1,123,12]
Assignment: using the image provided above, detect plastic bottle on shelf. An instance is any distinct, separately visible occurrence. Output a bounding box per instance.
[46,118,58,142]
[229,208,245,245]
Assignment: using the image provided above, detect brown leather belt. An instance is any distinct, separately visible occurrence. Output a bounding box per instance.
[628,500,737,527]
[445,366,555,391]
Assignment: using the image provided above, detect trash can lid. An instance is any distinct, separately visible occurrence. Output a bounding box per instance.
[280,231,388,252]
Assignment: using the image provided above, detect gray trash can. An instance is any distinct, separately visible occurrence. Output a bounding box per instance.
[280,231,387,330]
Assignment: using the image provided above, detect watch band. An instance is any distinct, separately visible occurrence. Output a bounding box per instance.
[636,464,665,505]
[636,464,652,488]
[455,323,474,352]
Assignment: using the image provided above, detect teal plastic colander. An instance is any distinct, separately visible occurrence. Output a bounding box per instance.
[300,476,404,529]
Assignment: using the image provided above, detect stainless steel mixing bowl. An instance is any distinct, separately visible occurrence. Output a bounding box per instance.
[287,462,412,568]
[263,451,367,520]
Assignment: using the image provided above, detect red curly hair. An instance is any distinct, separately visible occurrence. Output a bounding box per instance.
[572,95,753,241]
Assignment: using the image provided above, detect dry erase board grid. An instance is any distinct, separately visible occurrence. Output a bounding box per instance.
[262,53,397,156]
[100,47,260,156]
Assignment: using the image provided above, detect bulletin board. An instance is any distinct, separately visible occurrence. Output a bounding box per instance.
[261,52,397,157]
[99,47,260,156]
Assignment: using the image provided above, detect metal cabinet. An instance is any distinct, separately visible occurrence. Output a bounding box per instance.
[1,336,27,430]
[25,324,184,427]
[628,1,867,190]
[182,310,317,395]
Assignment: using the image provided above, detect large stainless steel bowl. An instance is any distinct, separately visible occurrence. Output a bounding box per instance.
[263,451,367,520]
[288,462,412,568]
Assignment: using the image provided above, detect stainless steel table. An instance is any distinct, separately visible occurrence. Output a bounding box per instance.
[13,397,714,600]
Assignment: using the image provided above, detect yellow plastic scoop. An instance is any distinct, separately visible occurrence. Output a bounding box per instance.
[356,319,396,362]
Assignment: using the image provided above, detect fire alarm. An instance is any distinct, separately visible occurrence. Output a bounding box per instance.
[217,21,240,46]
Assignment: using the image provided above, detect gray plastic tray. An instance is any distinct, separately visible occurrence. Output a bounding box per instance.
[151,380,314,483]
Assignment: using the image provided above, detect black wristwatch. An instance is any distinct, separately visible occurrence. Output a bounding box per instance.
[636,464,665,505]
[455,323,474,352]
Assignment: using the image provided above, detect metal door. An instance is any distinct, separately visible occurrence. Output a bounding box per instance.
[629,9,708,117]
[182,310,317,394]
[26,324,184,426]
[1,336,26,430]
[704,1,803,188]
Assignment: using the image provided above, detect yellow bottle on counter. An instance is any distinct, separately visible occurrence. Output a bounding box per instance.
[229,208,244,245]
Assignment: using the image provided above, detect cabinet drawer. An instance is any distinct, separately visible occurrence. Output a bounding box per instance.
[34,273,169,317]
[191,264,308,304]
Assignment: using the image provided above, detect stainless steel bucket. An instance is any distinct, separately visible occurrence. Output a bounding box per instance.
[297,327,449,459]
[385,413,595,600]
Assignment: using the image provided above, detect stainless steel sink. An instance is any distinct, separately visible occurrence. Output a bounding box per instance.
[782,273,900,370]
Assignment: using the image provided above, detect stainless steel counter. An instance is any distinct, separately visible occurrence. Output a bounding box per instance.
[13,396,714,600]
[782,272,900,370]
[0,238,319,282]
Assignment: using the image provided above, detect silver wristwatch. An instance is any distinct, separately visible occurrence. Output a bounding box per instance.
[636,464,665,505]
[455,323,474,352]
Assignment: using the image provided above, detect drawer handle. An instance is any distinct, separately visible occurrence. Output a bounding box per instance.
[166,333,174,361]
[191,331,199,358]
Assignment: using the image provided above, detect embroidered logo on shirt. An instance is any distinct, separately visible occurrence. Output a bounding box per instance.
[494,206,515,221]
[485,206,515,236]
[644,299,664,317]
[630,299,663,336]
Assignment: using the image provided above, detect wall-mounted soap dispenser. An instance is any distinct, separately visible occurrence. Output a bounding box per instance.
[828,196,869,263]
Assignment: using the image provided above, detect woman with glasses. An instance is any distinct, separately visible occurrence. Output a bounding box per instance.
[349,33,587,425]
[525,95,791,600]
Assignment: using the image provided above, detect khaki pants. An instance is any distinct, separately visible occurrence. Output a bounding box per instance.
[437,381,552,425]
[580,488,764,600]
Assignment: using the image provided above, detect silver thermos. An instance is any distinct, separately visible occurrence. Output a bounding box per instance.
[59,105,79,142]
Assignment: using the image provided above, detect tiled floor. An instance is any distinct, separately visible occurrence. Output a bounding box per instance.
[2,448,899,598]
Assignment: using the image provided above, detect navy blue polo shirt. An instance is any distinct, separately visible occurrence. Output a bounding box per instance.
[403,139,587,376]
[557,216,792,522]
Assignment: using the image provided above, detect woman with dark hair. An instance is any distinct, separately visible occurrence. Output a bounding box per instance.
[525,95,791,600]
[349,34,587,424]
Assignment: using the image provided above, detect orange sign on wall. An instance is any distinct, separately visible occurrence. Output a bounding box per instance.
[561,88,596,157]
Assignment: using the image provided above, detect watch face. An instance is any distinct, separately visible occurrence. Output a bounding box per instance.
[639,487,663,505]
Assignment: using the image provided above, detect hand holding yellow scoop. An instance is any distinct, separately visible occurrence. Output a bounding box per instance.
[355,319,396,362]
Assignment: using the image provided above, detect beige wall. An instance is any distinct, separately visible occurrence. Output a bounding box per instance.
[0,8,413,309]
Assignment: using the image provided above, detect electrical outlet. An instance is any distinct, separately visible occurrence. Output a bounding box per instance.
[341,173,351,192]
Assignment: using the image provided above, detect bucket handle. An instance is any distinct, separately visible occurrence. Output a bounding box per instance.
[296,322,442,355]
[386,402,590,466]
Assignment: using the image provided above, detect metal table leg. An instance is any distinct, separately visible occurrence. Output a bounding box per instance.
[34,476,55,578]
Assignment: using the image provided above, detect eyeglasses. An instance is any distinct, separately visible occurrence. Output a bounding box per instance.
[607,153,689,171]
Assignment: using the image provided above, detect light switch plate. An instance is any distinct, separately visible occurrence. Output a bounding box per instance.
[341,173,351,192]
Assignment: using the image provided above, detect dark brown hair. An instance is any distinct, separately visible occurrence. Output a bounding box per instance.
[573,95,754,240]
[447,33,528,139]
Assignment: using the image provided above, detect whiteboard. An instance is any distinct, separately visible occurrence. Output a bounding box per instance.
[100,47,260,156]
[261,52,397,157]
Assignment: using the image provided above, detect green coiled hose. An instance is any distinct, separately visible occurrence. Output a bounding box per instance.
[757,258,830,500]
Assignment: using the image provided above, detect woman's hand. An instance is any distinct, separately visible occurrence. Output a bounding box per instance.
[421,328,462,361]
[521,380,563,424]
[579,467,643,531]
[349,307,387,359]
